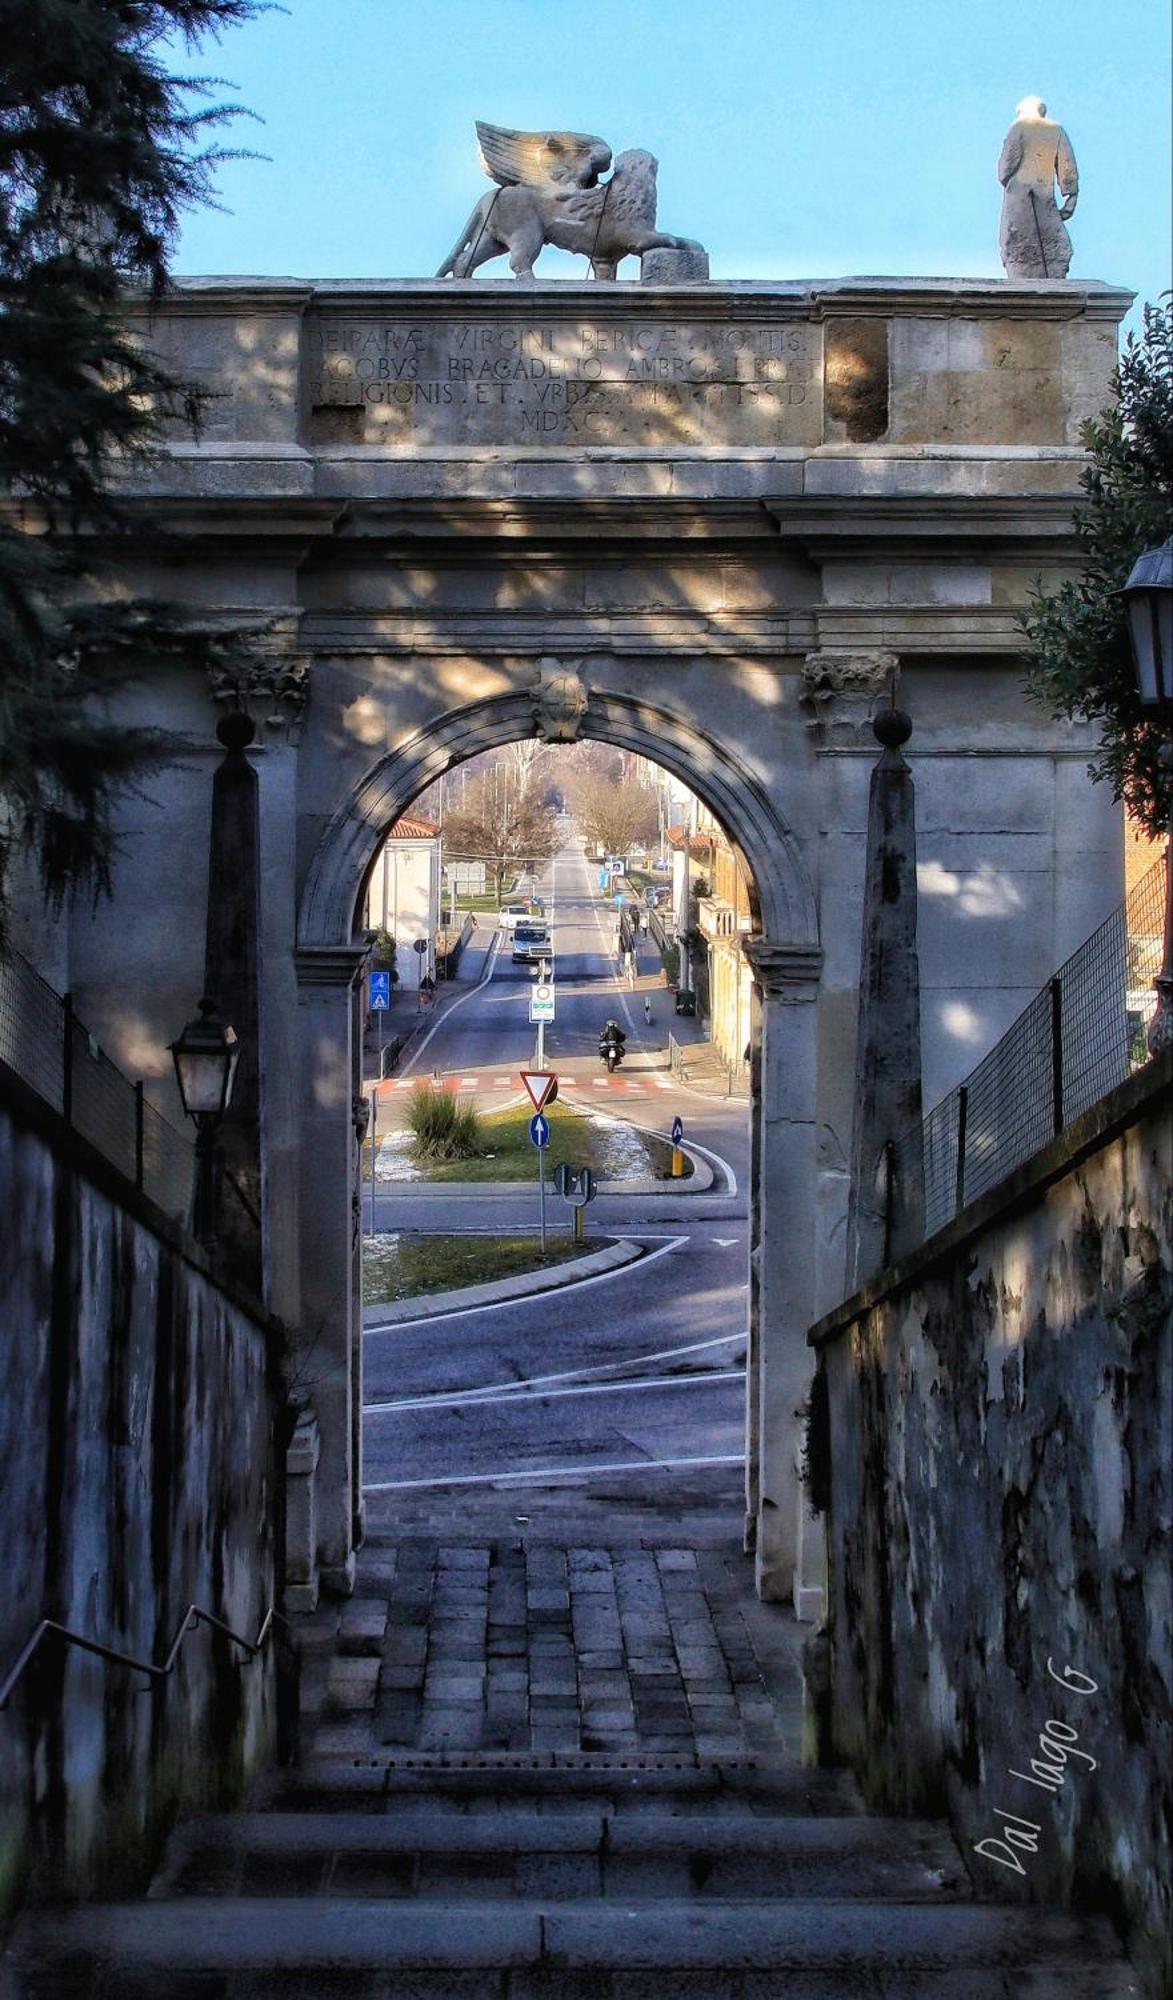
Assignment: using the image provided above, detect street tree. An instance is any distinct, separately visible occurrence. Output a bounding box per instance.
[0,0,267,945]
[566,769,659,858]
[442,765,559,906]
[1021,297,1173,837]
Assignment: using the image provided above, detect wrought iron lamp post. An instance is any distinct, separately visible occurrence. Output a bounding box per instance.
[169,996,240,1243]
[1122,538,1173,1056]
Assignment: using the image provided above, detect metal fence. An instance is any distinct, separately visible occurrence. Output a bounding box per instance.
[908,856,1167,1242]
[0,948,194,1222]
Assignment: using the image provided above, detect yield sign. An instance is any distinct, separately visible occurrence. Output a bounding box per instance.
[520,1069,557,1113]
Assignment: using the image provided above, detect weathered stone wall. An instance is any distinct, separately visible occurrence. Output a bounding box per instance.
[810,1056,1172,1993]
[0,1065,283,1924]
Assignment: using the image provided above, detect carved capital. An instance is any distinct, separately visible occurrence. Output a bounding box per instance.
[800,651,898,750]
[742,938,823,998]
[531,656,589,742]
[208,641,311,742]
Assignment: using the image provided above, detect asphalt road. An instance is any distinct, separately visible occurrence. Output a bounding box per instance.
[361,838,752,1525]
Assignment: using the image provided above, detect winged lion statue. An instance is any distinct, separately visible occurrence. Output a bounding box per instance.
[437,122,699,282]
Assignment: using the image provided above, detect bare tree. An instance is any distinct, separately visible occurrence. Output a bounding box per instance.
[566,770,659,858]
[442,766,560,905]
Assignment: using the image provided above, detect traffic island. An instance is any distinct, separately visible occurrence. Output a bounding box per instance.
[369,1097,694,1185]
[361,1234,642,1326]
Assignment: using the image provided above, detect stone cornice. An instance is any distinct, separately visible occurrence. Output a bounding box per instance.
[144,274,1134,326]
[763,494,1083,547]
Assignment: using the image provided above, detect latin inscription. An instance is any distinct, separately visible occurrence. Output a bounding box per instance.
[308,318,820,447]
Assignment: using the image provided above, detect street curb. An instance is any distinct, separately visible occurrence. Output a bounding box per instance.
[378,1139,712,1200]
[361,1235,643,1328]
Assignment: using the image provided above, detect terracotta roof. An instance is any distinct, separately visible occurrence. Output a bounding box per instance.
[665,825,713,860]
[386,815,440,840]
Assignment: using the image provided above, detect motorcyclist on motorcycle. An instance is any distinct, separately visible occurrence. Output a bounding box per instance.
[598,1019,626,1070]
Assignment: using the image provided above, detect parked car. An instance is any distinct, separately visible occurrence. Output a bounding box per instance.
[499,900,545,930]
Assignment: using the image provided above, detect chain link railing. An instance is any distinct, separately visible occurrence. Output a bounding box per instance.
[0,946,194,1221]
[904,855,1167,1242]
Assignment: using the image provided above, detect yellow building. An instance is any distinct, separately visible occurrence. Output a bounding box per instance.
[692,804,755,1079]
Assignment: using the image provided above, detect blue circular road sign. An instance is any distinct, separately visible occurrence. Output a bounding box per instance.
[529,1112,551,1149]
[670,1115,684,1145]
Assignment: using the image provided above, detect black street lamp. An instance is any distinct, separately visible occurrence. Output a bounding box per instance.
[1122,538,1173,1056]
[169,996,240,1242]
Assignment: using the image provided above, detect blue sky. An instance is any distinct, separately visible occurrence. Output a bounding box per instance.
[173,0,1171,325]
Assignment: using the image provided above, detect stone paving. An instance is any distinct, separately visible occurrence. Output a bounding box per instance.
[298,1532,804,1764]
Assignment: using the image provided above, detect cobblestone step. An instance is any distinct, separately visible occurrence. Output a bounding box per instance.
[7,1895,1138,1999]
[150,1805,968,1902]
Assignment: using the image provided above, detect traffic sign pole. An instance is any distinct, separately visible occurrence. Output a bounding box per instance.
[368,1090,377,1235]
[539,1138,546,1253]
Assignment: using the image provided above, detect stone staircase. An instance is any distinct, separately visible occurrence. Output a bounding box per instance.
[6,1749,1138,1997]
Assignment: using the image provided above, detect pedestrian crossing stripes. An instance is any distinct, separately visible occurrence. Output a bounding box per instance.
[387,1072,674,1094]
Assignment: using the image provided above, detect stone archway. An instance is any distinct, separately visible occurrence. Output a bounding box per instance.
[294,686,822,1605]
[298,687,817,952]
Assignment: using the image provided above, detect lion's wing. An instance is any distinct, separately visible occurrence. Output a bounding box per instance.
[475,122,612,190]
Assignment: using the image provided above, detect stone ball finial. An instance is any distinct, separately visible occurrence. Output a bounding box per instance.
[216,710,257,752]
[873,707,913,749]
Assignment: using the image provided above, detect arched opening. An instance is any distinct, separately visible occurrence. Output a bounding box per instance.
[294,688,821,1611]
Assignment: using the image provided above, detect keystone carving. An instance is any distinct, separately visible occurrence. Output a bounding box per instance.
[800,652,898,749]
[531,657,589,742]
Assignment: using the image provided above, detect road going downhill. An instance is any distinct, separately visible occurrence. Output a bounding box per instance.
[361,836,753,1526]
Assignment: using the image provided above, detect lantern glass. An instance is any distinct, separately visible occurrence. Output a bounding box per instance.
[169,998,240,1121]
[1123,539,1173,710]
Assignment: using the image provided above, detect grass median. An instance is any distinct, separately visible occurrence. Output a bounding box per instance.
[363,1231,601,1304]
[393,1096,691,1184]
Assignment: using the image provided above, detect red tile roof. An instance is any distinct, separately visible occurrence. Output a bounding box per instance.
[386,815,440,840]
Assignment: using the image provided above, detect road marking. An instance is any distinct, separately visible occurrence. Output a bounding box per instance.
[712,1236,740,1246]
[362,1234,686,1331]
[365,1370,744,1417]
[681,1137,738,1198]
[364,1331,746,1414]
[364,1453,746,1494]
[396,933,502,1078]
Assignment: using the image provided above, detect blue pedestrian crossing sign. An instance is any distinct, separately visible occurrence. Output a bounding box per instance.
[670,1115,684,1145]
[369,970,391,1010]
[529,1112,551,1149]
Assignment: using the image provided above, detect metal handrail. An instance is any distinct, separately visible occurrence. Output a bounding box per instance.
[0,1602,287,1709]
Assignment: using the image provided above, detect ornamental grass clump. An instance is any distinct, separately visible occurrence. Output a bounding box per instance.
[406,1084,483,1161]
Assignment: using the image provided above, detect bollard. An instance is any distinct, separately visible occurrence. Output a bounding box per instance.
[671,1146,684,1178]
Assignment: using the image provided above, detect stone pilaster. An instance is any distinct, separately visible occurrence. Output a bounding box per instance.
[204,711,265,1296]
[844,709,925,1290]
[294,941,368,1599]
[743,937,823,1605]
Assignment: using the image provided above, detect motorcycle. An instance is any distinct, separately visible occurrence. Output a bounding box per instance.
[598,1020,626,1072]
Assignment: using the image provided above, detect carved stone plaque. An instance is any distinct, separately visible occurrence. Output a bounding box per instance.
[307,315,820,449]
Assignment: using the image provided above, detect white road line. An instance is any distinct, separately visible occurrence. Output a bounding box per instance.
[363,1329,746,1413]
[680,1136,738,1198]
[396,933,502,1078]
[365,1369,744,1417]
[364,1452,746,1494]
[362,1234,686,1332]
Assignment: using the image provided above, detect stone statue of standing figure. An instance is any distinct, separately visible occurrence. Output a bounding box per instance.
[998,96,1079,278]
